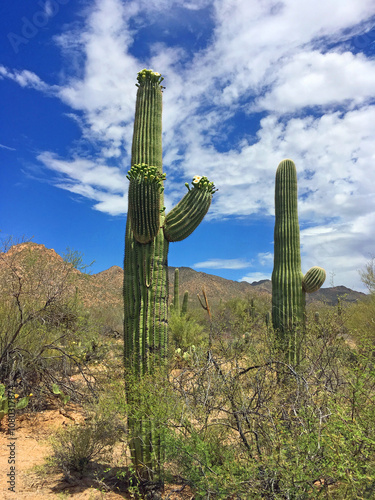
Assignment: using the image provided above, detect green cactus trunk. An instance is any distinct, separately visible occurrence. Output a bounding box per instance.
[124,70,215,482]
[181,291,189,315]
[172,268,188,315]
[250,298,255,320]
[272,159,305,365]
[123,71,167,482]
[272,159,326,366]
[172,268,180,313]
[124,73,168,374]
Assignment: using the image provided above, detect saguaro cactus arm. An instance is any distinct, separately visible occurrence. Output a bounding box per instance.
[164,176,216,242]
[127,163,166,244]
[302,266,326,293]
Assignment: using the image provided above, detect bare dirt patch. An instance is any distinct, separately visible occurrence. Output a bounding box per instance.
[1,407,193,499]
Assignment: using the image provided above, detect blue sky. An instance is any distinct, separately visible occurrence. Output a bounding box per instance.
[1,0,375,292]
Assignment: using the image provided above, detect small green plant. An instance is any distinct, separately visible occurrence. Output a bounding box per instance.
[52,383,70,405]
[0,384,31,422]
[62,247,95,273]
[174,345,196,366]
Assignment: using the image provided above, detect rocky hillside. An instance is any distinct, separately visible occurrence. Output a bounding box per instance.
[0,243,366,313]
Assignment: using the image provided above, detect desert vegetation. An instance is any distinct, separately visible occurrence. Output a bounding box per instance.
[0,239,374,499]
[1,71,374,499]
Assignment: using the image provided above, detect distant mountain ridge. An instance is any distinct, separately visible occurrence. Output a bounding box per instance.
[166,267,365,307]
[1,243,366,310]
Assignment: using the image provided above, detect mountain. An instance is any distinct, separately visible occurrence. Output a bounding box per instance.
[167,268,365,308]
[167,267,267,306]
[0,243,366,313]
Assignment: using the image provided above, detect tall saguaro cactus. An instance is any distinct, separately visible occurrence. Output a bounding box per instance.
[272,159,326,366]
[123,69,215,481]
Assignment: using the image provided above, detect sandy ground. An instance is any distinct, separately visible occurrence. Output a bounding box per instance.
[0,407,193,499]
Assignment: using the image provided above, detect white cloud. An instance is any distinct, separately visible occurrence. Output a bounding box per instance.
[60,182,127,215]
[300,214,375,291]
[193,258,252,269]
[241,272,271,284]
[0,65,53,92]
[53,0,140,159]
[0,143,16,151]
[258,252,273,266]
[38,151,128,215]
[256,51,375,113]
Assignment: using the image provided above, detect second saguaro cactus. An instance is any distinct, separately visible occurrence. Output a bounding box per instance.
[272,159,326,366]
[123,69,215,480]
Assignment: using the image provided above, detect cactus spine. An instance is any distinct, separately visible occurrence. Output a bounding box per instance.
[123,69,215,480]
[272,159,326,366]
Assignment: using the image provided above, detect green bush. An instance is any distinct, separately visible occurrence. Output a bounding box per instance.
[346,294,375,346]
[168,310,206,351]
[50,414,123,477]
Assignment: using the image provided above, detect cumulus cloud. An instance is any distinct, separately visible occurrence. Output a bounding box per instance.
[255,51,375,113]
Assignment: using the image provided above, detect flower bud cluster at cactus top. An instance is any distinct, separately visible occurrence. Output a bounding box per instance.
[136,68,164,87]
[126,163,166,188]
[185,175,217,194]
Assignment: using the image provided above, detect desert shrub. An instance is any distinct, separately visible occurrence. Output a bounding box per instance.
[139,298,374,498]
[165,425,250,498]
[87,303,124,338]
[168,309,206,351]
[213,294,271,342]
[359,257,375,295]
[345,294,375,347]
[0,295,107,408]
[50,413,123,477]
[0,241,107,408]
